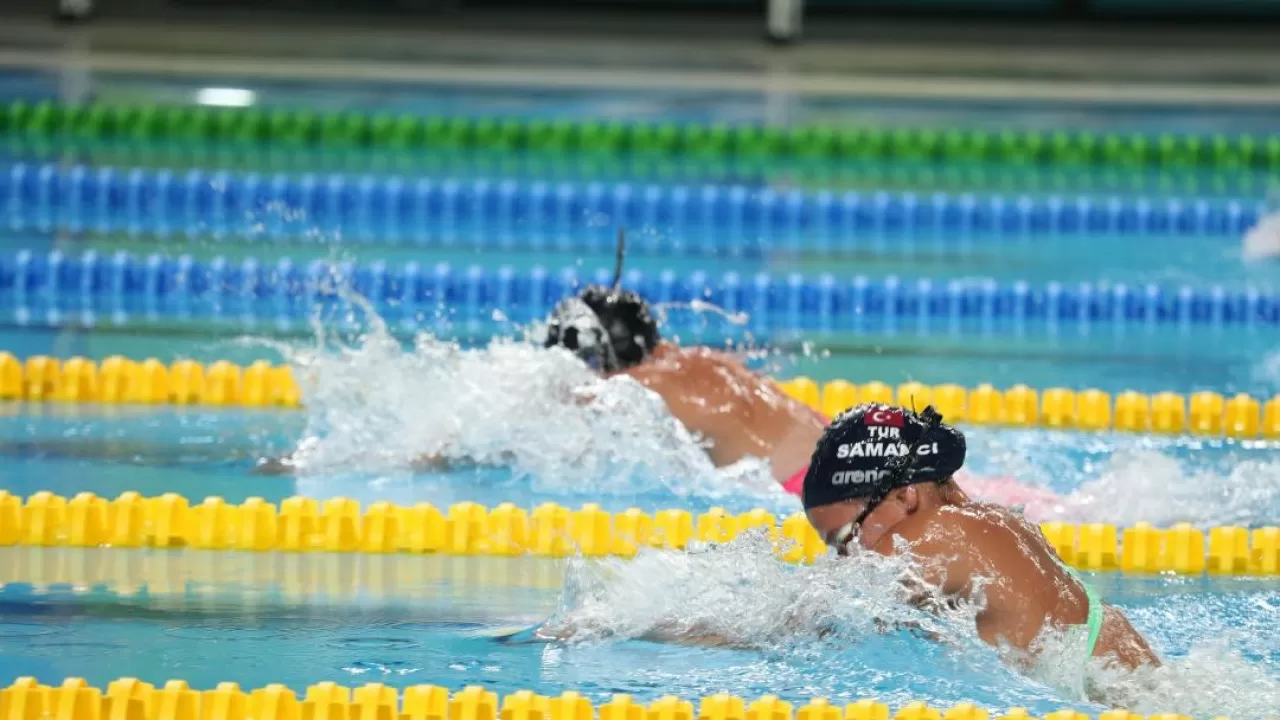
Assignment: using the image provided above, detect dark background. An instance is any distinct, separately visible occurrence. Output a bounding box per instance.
[9,0,1280,21]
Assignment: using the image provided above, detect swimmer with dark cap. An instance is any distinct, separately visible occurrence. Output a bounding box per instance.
[802,403,1160,671]
[255,230,826,488]
[532,231,827,490]
[532,403,1162,683]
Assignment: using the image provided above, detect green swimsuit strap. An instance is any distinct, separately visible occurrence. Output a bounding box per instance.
[1063,565,1105,658]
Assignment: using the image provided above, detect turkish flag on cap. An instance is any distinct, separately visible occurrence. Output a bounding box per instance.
[864,407,904,427]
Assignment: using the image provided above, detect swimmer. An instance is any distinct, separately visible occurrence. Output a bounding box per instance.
[501,229,827,489]
[535,283,827,490]
[532,406,1159,671]
[255,231,827,491]
[254,230,1064,511]
[802,403,1160,671]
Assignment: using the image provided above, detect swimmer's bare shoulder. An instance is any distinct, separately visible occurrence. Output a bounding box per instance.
[874,506,984,595]
[623,348,754,428]
[874,504,1041,617]
[621,347,723,405]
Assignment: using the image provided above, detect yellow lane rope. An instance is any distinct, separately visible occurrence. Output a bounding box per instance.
[2,491,1276,575]
[0,676,1226,720]
[4,352,1280,438]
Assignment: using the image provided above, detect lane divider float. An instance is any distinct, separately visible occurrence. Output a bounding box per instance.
[0,546,570,596]
[5,98,1277,171]
[0,163,1264,243]
[0,677,1209,720]
[1,491,1276,575]
[0,354,299,407]
[5,353,1280,439]
[4,252,1280,331]
[7,140,1265,199]
[778,378,1280,438]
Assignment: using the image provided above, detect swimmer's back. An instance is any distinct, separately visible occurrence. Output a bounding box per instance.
[883,501,1158,668]
[884,504,1085,646]
[621,345,824,476]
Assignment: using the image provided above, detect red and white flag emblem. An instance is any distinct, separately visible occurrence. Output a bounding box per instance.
[864,407,904,427]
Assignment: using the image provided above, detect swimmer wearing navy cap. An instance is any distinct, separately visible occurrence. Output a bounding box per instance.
[803,403,1160,671]
[537,232,826,490]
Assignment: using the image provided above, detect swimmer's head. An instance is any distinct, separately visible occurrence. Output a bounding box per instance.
[802,404,966,553]
[542,228,660,373]
[543,285,660,373]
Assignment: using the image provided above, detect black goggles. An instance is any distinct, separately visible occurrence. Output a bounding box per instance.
[827,491,887,554]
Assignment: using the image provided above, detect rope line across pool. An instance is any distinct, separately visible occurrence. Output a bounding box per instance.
[2,491,1277,576]
[5,253,1280,333]
[4,353,1280,438]
[6,99,1279,171]
[7,144,1269,199]
[0,164,1265,245]
[0,677,1216,720]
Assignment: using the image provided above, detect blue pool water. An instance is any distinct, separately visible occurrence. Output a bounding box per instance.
[1,67,1279,718]
[0,559,1275,715]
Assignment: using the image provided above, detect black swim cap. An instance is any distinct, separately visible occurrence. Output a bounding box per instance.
[543,286,660,372]
[801,404,966,511]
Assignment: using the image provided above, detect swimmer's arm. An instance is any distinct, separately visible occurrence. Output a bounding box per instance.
[873,617,946,643]
[408,450,519,471]
[252,449,515,475]
[253,455,298,475]
[252,452,455,475]
[638,620,744,648]
[645,615,936,647]
[531,618,743,649]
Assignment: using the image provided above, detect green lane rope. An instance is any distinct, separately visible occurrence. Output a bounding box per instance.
[6,137,1269,198]
[3,100,1278,172]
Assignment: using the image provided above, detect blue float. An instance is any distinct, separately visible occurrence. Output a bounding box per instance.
[1,249,1276,330]
[0,163,1264,252]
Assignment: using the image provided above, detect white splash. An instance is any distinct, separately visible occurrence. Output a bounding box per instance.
[1242,210,1280,262]
[540,535,1280,718]
[1056,450,1280,527]
[540,531,979,651]
[278,321,780,503]
[1251,350,1280,396]
[1085,637,1280,719]
[959,448,1280,528]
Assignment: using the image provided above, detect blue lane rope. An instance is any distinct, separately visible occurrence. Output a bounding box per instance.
[0,163,1266,250]
[2,250,1278,330]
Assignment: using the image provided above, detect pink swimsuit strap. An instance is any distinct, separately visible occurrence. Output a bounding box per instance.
[781,409,828,496]
[782,466,807,496]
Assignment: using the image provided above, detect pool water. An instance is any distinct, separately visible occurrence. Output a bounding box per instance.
[2,67,1280,719]
[0,548,1276,718]
[1,360,1279,717]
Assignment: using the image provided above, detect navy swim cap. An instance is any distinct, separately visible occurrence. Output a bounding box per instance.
[543,286,660,372]
[801,404,966,510]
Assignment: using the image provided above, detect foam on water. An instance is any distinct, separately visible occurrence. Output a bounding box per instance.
[268,298,1280,529]
[1242,210,1280,262]
[541,531,969,650]
[278,316,781,504]
[1251,349,1280,395]
[960,432,1280,528]
[1049,450,1280,527]
[540,535,1280,718]
[1086,640,1280,719]
[257,296,1280,717]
